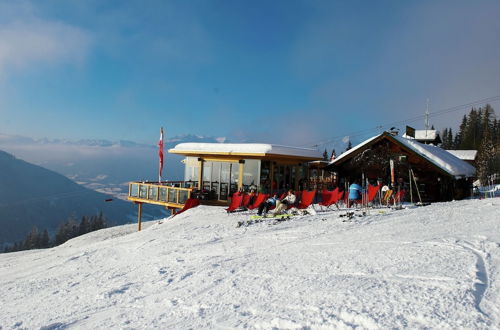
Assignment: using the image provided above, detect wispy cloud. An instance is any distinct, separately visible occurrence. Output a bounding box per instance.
[0,3,92,76]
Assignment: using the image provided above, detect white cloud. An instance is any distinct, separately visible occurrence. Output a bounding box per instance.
[0,5,91,75]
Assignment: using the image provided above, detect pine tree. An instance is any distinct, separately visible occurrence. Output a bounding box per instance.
[330,149,336,161]
[79,216,90,236]
[441,128,449,148]
[40,229,50,248]
[447,128,453,149]
[346,141,352,151]
[23,226,40,250]
[322,149,328,160]
[477,129,495,185]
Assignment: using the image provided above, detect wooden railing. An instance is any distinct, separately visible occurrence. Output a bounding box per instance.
[128,181,193,207]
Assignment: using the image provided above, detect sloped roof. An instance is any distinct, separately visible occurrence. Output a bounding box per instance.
[446,150,478,161]
[331,132,475,178]
[169,143,322,159]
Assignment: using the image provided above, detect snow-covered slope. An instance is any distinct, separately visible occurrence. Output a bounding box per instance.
[1,199,499,329]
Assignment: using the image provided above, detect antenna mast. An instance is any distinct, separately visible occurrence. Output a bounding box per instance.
[425,98,430,136]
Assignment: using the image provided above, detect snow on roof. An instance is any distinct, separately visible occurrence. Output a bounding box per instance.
[332,132,476,178]
[170,143,322,159]
[403,130,440,141]
[393,135,475,178]
[445,150,478,161]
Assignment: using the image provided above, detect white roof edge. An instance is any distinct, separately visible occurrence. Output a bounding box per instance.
[169,142,322,159]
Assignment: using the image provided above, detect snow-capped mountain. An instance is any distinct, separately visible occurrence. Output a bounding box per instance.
[0,133,228,199]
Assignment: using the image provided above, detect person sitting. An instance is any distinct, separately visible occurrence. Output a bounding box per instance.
[257,194,278,216]
[274,189,296,214]
[248,189,256,205]
[348,181,362,207]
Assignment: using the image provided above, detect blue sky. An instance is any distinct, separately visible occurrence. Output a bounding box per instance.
[1,0,499,151]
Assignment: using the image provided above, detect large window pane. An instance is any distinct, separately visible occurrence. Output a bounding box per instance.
[243,159,260,191]
[184,157,199,183]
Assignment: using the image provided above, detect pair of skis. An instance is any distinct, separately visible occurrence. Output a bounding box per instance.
[236,213,294,228]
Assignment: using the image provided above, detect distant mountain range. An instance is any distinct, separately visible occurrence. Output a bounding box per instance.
[0,150,164,245]
[0,133,228,200]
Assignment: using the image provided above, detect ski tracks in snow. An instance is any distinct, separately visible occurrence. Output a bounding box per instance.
[435,237,494,323]
[456,239,491,318]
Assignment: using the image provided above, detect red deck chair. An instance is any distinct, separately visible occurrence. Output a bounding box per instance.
[174,198,200,216]
[366,184,382,204]
[226,192,244,213]
[319,188,340,210]
[321,189,333,201]
[247,193,269,210]
[241,194,252,209]
[297,190,316,209]
[393,190,406,204]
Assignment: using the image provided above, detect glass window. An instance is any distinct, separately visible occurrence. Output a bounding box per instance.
[184,157,199,182]
[148,186,157,200]
[130,183,139,197]
[243,159,260,190]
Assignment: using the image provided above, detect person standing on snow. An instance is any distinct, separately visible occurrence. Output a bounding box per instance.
[348,181,362,206]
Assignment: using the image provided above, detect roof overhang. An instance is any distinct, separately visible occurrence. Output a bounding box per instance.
[169,143,323,162]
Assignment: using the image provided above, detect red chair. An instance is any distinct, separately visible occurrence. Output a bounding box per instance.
[393,190,406,204]
[365,184,381,204]
[247,193,269,210]
[241,194,252,209]
[226,192,244,213]
[297,190,316,209]
[319,188,340,210]
[174,198,200,216]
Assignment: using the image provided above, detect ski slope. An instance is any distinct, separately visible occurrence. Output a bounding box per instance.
[1,199,499,329]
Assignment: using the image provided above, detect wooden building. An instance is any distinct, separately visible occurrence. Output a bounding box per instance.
[326,132,476,202]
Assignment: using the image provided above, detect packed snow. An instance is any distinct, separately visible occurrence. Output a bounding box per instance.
[1,199,499,329]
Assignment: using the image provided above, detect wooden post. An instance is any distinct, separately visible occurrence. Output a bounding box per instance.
[270,162,275,195]
[137,202,143,231]
[238,160,244,191]
[198,158,204,190]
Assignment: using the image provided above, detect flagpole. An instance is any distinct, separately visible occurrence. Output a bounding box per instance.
[158,127,164,183]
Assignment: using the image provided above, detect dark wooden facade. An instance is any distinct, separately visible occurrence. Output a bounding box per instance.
[326,132,475,202]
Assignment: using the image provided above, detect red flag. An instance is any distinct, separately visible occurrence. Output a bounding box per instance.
[158,127,164,182]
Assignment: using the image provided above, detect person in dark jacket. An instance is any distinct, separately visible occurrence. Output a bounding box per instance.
[257,194,278,216]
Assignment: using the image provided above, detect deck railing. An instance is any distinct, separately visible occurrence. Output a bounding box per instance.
[128,181,194,207]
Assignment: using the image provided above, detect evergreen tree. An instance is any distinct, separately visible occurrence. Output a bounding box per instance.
[330,149,336,161]
[322,149,328,160]
[441,128,448,148]
[79,216,90,236]
[477,129,495,185]
[23,226,40,250]
[447,128,453,149]
[40,229,50,248]
[345,141,352,151]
